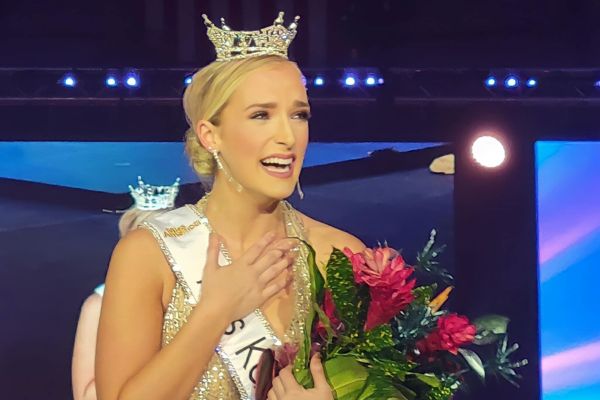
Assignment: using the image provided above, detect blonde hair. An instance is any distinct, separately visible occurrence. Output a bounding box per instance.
[183,55,292,178]
[118,208,172,238]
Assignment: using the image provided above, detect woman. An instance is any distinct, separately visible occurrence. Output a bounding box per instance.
[96,12,365,400]
[73,177,179,400]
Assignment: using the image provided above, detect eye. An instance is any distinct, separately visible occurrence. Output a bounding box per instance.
[250,111,269,120]
[293,111,312,120]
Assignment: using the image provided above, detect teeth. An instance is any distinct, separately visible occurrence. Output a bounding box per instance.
[263,164,291,172]
[261,157,293,166]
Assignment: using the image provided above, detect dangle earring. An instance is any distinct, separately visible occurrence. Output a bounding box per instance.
[209,148,243,193]
[296,179,305,200]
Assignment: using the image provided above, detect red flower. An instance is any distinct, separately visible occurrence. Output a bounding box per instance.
[417,314,476,355]
[274,343,299,368]
[316,290,344,339]
[344,246,416,331]
[416,331,442,355]
[365,284,415,331]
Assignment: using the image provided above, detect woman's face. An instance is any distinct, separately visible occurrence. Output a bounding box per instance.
[214,61,310,200]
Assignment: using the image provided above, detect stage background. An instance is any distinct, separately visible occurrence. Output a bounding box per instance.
[537,141,600,400]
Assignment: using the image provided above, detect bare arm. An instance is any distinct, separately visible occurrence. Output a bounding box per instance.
[72,293,102,400]
[95,229,230,400]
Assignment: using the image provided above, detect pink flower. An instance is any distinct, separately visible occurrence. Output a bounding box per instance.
[343,246,405,286]
[344,246,416,331]
[417,314,476,355]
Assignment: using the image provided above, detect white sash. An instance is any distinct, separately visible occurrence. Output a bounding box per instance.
[142,205,281,399]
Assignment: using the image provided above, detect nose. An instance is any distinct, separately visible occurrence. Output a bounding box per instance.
[274,114,296,148]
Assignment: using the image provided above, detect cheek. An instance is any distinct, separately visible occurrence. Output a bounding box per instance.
[296,129,309,159]
[225,124,264,161]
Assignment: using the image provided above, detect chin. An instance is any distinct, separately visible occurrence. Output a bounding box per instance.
[256,184,295,201]
[268,187,295,200]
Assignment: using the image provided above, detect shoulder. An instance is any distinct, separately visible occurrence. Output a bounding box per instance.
[113,227,163,261]
[80,292,103,317]
[296,211,366,265]
[105,228,172,303]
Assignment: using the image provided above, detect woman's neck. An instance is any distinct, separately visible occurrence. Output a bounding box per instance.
[202,179,286,256]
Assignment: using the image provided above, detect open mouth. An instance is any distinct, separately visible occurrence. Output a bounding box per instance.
[260,156,294,173]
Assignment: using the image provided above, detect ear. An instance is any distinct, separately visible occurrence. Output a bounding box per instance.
[196,119,220,151]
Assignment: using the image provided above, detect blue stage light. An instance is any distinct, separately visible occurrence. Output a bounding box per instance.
[124,72,140,88]
[526,78,538,88]
[365,76,377,86]
[485,76,497,87]
[378,77,384,85]
[105,76,118,87]
[184,76,193,86]
[61,74,76,87]
[314,76,325,86]
[344,75,356,87]
[594,80,600,88]
[505,76,519,88]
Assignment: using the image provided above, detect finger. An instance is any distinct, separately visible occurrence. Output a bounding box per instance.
[278,366,301,390]
[258,255,293,285]
[267,388,278,400]
[205,233,221,272]
[272,376,286,397]
[269,237,301,253]
[242,230,277,265]
[310,353,329,389]
[252,248,285,274]
[261,273,293,301]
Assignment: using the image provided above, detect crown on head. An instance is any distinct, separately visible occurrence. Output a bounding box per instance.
[202,11,300,62]
[128,176,180,211]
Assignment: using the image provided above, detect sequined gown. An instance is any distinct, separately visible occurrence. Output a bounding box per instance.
[142,199,311,399]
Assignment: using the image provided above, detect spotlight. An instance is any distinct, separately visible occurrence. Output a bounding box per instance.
[105,76,118,87]
[184,76,193,86]
[378,77,384,85]
[313,76,325,86]
[526,78,537,88]
[365,76,377,86]
[124,72,140,88]
[594,80,600,88]
[343,75,357,87]
[61,74,77,87]
[472,135,506,168]
[504,76,519,88]
[484,76,497,87]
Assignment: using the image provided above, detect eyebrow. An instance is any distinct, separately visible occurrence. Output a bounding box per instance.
[244,100,310,111]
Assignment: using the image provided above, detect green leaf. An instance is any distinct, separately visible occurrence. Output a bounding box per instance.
[414,230,453,283]
[356,324,395,353]
[295,356,370,399]
[326,248,368,336]
[458,348,486,380]
[473,315,510,345]
[474,314,510,335]
[412,284,438,305]
[407,372,441,388]
[293,240,322,375]
[369,354,413,381]
[487,334,528,387]
[358,373,411,400]
[313,302,336,345]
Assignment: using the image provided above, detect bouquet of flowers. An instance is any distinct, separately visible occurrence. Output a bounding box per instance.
[256,231,527,400]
